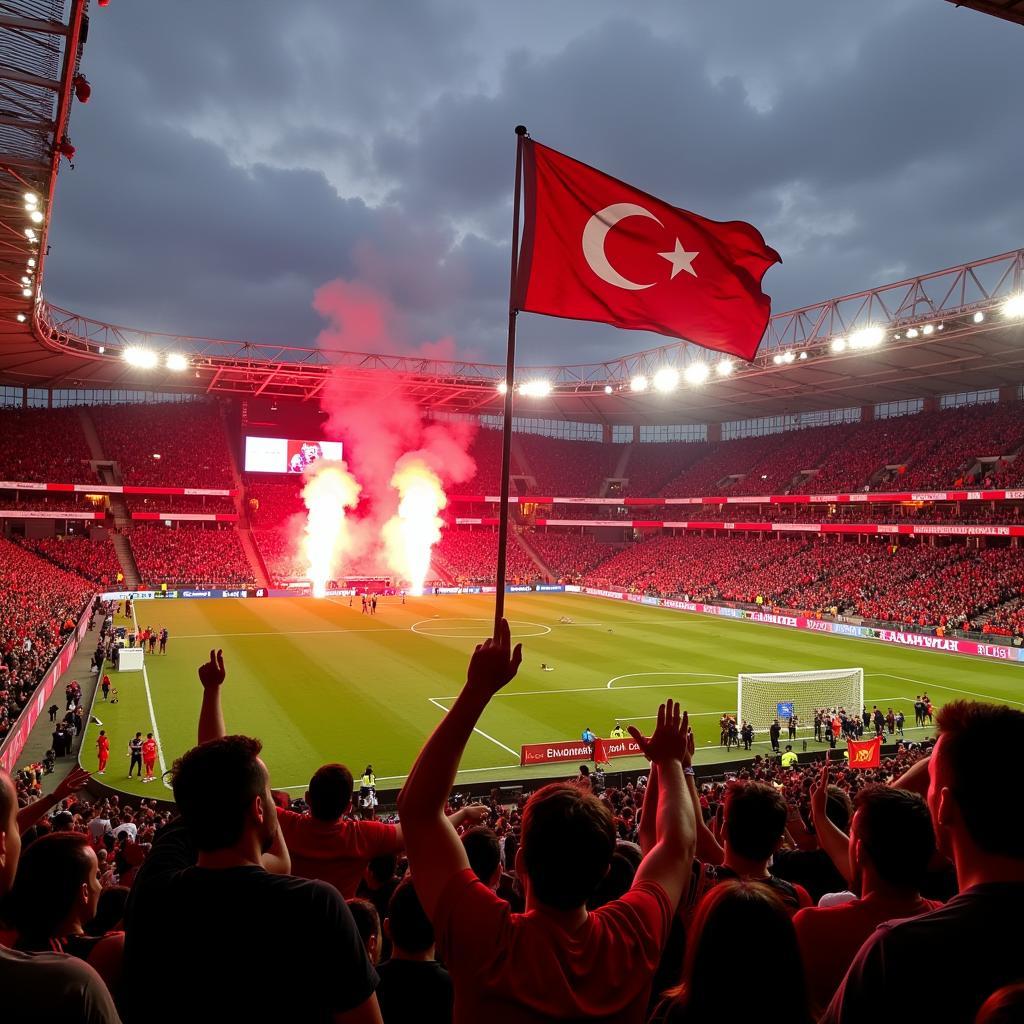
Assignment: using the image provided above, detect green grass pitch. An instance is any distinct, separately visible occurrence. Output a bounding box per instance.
[80,592,1024,798]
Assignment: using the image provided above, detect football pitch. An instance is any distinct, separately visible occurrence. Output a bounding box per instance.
[80,593,1024,797]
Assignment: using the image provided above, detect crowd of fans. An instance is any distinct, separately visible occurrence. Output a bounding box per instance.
[525,531,613,581]
[515,434,623,496]
[23,535,124,585]
[577,533,1024,631]
[0,408,93,483]
[129,525,255,587]
[0,538,90,746]
[431,530,536,584]
[91,403,234,488]
[4,629,1022,1022]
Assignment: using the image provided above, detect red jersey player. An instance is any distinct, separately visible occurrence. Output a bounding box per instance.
[142,733,158,783]
[96,730,109,775]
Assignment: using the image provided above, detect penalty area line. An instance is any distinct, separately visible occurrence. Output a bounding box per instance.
[428,697,520,758]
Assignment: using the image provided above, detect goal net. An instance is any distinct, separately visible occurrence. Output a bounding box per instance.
[737,668,864,735]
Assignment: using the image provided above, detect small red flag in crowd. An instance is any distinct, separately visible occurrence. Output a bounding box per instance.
[515,139,781,360]
[847,736,882,769]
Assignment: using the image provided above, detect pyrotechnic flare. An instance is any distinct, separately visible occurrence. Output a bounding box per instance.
[383,454,446,596]
[301,462,361,598]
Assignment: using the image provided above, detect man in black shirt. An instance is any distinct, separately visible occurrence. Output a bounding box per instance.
[824,701,1024,1022]
[376,879,453,1023]
[123,650,381,1023]
[769,719,781,753]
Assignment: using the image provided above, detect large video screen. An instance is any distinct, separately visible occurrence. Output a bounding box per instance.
[244,436,343,474]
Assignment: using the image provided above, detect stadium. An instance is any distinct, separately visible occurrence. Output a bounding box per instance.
[2,2,1024,1023]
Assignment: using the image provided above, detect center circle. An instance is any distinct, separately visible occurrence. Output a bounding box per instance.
[411,617,553,639]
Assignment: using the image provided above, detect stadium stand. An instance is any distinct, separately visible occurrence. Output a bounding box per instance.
[23,536,123,585]
[90,403,234,487]
[514,434,623,495]
[0,408,93,483]
[129,524,255,586]
[432,529,535,583]
[526,531,614,580]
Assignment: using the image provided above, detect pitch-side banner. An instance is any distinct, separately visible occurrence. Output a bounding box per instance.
[520,737,644,766]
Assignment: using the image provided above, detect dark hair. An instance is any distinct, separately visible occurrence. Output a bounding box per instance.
[346,898,380,949]
[521,783,615,910]
[171,735,266,851]
[724,782,788,861]
[937,701,1024,858]
[976,983,1024,1024]
[854,785,935,889]
[660,881,813,1024]
[308,764,353,821]
[462,826,501,885]
[88,885,130,936]
[824,785,853,833]
[9,832,94,941]
[587,850,637,910]
[386,878,434,954]
[366,853,397,885]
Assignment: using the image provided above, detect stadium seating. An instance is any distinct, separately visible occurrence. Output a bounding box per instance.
[0,408,93,483]
[23,535,124,585]
[91,403,234,487]
[130,524,255,586]
[0,537,91,742]
[527,531,613,581]
[432,529,535,583]
[514,434,623,496]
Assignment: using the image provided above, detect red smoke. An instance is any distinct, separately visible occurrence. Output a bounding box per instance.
[313,277,477,576]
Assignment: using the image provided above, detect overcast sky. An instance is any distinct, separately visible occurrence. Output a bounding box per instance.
[44,0,1022,367]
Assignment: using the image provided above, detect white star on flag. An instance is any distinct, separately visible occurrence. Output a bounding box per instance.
[658,238,699,279]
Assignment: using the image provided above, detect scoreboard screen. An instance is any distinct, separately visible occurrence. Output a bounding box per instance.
[244,436,342,473]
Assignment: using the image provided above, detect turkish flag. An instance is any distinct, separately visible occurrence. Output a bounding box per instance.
[847,736,882,769]
[515,140,780,360]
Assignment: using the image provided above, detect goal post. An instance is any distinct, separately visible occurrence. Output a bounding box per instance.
[737,668,864,735]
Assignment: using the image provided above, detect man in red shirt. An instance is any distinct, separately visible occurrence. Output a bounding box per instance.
[141,733,158,783]
[96,730,110,775]
[397,619,695,1023]
[794,782,941,1016]
[274,764,487,899]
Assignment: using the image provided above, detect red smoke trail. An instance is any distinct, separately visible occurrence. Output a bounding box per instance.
[312,279,476,585]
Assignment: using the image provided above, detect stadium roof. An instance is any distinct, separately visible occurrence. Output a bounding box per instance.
[1,2,1022,426]
[8,248,1024,425]
[944,0,1024,27]
[0,0,85,356]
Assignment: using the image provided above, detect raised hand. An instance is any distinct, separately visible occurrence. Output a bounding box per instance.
[809,753,830,823]
[453,803,490,828]
[198,649,226,690]
[465,618,523,698]
[628,700,690,765]
[53,765,91,801]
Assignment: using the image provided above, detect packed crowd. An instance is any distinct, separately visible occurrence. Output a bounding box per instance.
[526,531,613,581]
[91,403,234,488]
[515,434,623,496]
[24,535,124,585]
[578,533,1024,630]
[431,530,536,584]
[3,631,1022,1023]
[0,538,90,745]
[252,528,309,583]
[0,408,93,483]
[129,525,255,587]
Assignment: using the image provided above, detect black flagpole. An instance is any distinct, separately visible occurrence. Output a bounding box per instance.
[494,124,528,637]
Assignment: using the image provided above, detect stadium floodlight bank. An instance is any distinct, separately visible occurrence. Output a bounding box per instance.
[738,668,864,734]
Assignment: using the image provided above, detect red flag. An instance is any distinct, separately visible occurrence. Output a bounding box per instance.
[592,737,612,765]
[847,736,882,769]
[515,140,780,360]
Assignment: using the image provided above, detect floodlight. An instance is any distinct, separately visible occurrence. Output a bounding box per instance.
[16,313,26,323]
[23,192,38,205]
[906,328,919,339]
[21,288,31,297]
[849,326,884,349]
[520,379,552,398]
[604,385,613,394]
[166,353,188,372]
[831,338,847,353]
[922,324,934,335]
[782,351,795,364]
[630,375,648,392]
[683,363,709,386]
[716,358,734,377]
[496,380,508,394]
[1004,294,1024,319]
[29,210,43,224]
[653,367,680,391]
[124,347,158,369]
[799,351,808,360]
[973,311,985,324]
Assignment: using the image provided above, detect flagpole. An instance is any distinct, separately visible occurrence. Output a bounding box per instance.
[494,124,528,637]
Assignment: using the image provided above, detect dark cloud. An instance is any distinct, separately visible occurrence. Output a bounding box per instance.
[44,0,1023,366]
